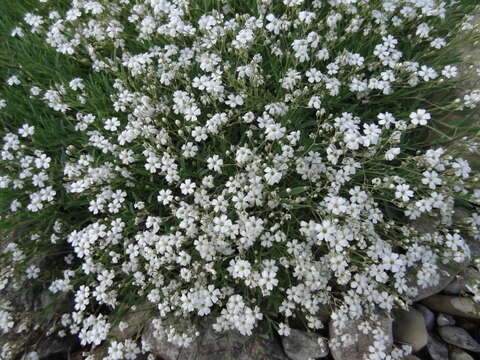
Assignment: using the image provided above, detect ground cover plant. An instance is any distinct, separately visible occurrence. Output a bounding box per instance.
[1,0,480,359]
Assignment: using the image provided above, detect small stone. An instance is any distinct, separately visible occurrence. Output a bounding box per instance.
[427,333,449,360]
[437,313,456,327]
[438,326,480,352]
[422,296,480,320]
[415,304,435,331]
[450,348,475,360]
[393,308,428,352]
[281,329,328,360]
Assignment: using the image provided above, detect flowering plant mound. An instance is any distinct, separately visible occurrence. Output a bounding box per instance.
[1,0,480,359]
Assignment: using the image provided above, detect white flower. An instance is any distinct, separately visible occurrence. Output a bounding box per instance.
[18,124,35,137]
[308,96,322,109]
[265,123,286,141]
[225,94,244,108]
[26,265,40,279]
[6,75,21,86]
[422,171,442,189]
[418,65,437,81]
[233,29,254,49]
[385,147,400,161]
[104,117,120,131]
[207,155,223,173]
[283,0,304,6]
[409,109,431,126]
[442,65,458,79]
[278,323,291,336]
[431,37,446,49]
[395,184,414,202]
[264,167,282,185]
[180,179,196,195]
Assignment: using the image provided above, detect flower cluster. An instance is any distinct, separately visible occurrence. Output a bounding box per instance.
[1,1,479,359]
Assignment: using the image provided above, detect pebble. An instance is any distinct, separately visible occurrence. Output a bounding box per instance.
[450,347,475,360]
[427,333,449,360]
[438,326,480,352]
[422,296,480,320]
[415,304,435,331]
[281,329,329,360]
[393,308,428,352]
[437,313,455,327]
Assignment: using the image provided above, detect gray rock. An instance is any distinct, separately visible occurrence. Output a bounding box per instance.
[422,296,480,319]
[407,218,469,301]
[427,333,449,360]
[411,261,471,302]
[444,268,480,295]
[393,308,428,351]
[438,326,480,352]
[37,336,77,359]
[437,313,456,327]
[412,274,458,302]
[462,268,480,293]
[453,209,480,259]
[110,306,152,340]
[142,318,289,360]
[450,348,475,360]
[462,268,480,291]
[142,319,197,360]
[281,329,328,360]
[409,205,480,302]
[444,277,466,295]
[329,312,393,360]
[237,337,290,360]
[415,304,435,331]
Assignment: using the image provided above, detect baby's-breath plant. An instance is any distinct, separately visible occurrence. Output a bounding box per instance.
[1,0,480,359]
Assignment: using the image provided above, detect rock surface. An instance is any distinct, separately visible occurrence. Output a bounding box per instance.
[409,217,470,301]
[444,277,466,295]
[422,296,480,319]
[437,313,455,327]
[426,333,449,360]
[445,268,480,295]
[110,306,152,340]
[450,348,475,360]
[329,313,393,360]
[415,304,435,331]
[142,318,289,360]
[281,329,328,360]
[438,326,480,352]
[393,308,428,351]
